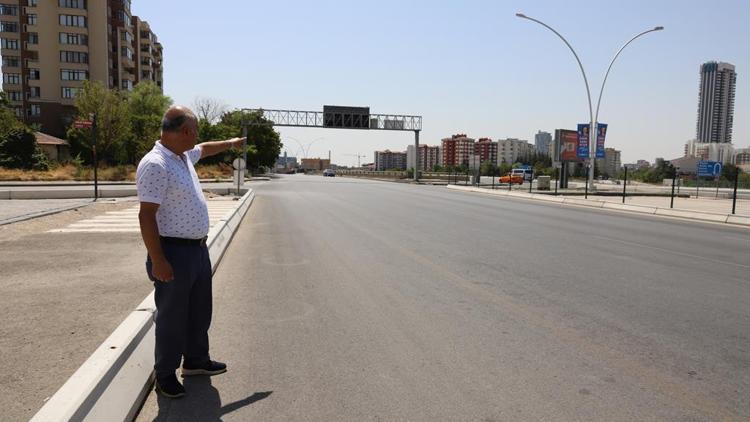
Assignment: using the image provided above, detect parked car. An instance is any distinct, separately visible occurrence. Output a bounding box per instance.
[499,174,524,185]
[323,169,336,177]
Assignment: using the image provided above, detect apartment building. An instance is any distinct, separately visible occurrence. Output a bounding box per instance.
[374,150,407,171]
[474,138,497,164]
[497,138,533,165]
[406,144,441,171]
[0,0,163,137]
[595,147,622,178]
[441,134,475,167]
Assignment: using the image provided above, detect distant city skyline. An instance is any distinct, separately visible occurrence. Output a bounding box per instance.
[128,0,749,167]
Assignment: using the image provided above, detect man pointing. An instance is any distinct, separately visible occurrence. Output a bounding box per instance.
[136,106,245,398]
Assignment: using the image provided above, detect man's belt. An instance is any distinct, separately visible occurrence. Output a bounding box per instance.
[160,236,208,246]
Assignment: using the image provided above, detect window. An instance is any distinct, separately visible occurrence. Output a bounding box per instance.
[59,32,87,45]
[3,55,19,66]
[140,30,149,39]
[13,106,22,117]
[121,46,133,60]
[27,0,37,6]
[0,21,18,32]
[7,90,21,101]
[0,38,18,50]
[3,73,20,84]
[29,104,41,116]
[27,68,39,80]
[27,32,38,44]
[60,50,88,63]
[60,69,87,81]
[121,31,133,43]
[121,79,133,90]
[140,57,151,66]
[0,5,18,16]
[58,0,86,8]
[115,10,130,26]
[61,86,80,98]
[26,13,36,25]
[59,14,86,27]
[28,86,40,98]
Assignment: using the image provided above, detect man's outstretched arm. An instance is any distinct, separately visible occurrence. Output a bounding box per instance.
[198,137,246,159]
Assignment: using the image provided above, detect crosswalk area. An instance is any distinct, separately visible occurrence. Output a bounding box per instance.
[48,199,241,233]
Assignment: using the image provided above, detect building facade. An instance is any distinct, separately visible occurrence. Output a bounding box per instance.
[374,150,407,171]
[0,0,163,137]
[474,138,497,164]
[696,61,736,144]
[595,147,621,178]
[496,138,534,165]
[406,144,441,171]
[300,158,330,171]
[685,139,735,164]
[441,134,474,167]
[534,130,552,155]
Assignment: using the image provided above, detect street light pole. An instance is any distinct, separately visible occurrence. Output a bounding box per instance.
[516,13,663,196]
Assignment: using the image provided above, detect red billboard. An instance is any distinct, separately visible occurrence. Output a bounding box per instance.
[557,129,579,161]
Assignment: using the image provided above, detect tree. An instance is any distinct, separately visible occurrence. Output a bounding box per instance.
[480,160,498,176]
[0,126,48,170]
[0,92,48,170]
[192,96,227,124]
[69,81,131,164]
[213,110,282,172]
[126,81,172,164]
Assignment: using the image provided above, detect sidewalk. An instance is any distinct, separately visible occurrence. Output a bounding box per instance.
[447,185,750,227]
[0,181,252,199]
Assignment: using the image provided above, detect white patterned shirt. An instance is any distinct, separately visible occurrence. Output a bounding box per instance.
[136,141,209,239]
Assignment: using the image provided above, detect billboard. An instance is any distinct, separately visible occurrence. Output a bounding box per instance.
[556,129,579,161]
[323,105,370,129]
[595,123,607,158]
[576,123,590,159]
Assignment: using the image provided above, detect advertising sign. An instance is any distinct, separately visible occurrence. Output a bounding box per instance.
[595,123,607,158]
[697,160,722,177]
[559,129,579,161]
[73,120,93,129]
[576,123,590,159]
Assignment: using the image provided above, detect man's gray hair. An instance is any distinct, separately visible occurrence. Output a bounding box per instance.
[161,110,197,133]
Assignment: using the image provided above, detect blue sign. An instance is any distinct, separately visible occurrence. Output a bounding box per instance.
[576,123,590,159]
[697,160,722,177]
[595,123,607,158]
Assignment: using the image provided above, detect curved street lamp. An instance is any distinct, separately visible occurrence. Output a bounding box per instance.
[285,136,325,159]
[516,13,663,195]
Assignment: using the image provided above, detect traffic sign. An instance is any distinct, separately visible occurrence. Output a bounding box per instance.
[232,158,246,170]
[697,160,722,177]
[73,120,93,129]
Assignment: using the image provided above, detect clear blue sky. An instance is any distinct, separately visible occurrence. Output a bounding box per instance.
[134,0,750,166]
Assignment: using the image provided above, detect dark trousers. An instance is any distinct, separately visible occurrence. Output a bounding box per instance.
[146,241,213,380]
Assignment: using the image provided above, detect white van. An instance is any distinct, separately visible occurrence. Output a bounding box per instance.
[511,168,533,181]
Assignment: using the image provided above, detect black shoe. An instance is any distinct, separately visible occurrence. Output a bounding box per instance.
[155,375,186,398]
[182,360,227,377]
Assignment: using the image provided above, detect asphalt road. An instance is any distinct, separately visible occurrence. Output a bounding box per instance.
[138,174,750,421]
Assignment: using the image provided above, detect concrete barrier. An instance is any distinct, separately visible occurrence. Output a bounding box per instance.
[0,189,10,199]
[726,215,750,226]
[653,208,729,223]
[30,188,255,422]
[562,197,605,208]
[602,202,658,214]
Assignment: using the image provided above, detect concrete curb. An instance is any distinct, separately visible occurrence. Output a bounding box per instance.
[0,200,95,226]
[30,188,255,422]
[0,186,250,200]
[446,184,750,227]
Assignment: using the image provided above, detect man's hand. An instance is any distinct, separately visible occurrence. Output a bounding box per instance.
[151,258,174,282]
[199,137,247,159]
[228,137,247,149]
